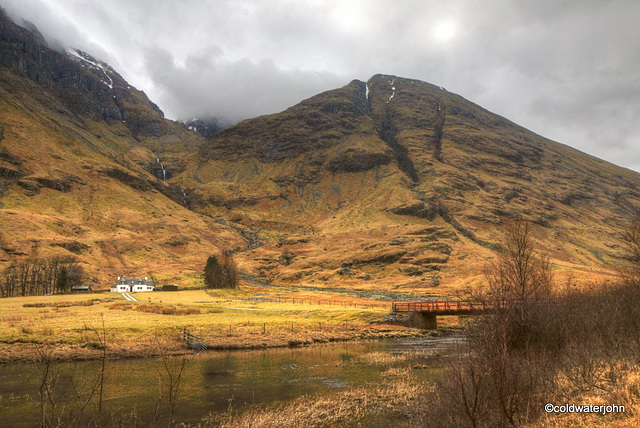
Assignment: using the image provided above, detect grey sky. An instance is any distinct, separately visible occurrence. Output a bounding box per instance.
[2,0,639,171]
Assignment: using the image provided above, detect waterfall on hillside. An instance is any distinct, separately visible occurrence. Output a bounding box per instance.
[156,158,166,181]
[181,188,188,206]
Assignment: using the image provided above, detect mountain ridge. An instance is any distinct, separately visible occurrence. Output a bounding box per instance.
[180,73,639,288]
[1,8,638,290]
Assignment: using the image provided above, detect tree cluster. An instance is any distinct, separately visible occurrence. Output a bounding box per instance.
[203,252,238,289]
[0,256,83,297]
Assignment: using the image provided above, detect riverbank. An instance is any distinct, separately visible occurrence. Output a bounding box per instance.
[0,335,457,427]
[0,288,461,363]
[0,327,446,364]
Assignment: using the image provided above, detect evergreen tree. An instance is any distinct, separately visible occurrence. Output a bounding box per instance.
[204,255,222,288]
[56,267,69,292]
[203,252,238,289]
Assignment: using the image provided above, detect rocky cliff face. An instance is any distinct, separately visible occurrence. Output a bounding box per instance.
[0,8,212,181]
[1,9,170,139]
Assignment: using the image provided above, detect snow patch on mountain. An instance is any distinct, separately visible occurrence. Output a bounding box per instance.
[67,48,113,89]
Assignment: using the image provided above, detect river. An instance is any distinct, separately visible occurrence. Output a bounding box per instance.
[0,336,463,427]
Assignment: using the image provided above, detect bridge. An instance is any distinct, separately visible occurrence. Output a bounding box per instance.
[391,301,487,329]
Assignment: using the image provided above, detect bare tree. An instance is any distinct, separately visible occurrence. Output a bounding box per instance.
[481,219,553,351]
[455,219,555,426]
[34,342,60,428]
[0,256,83,297]
[416,218,640,428]
[67,316,108,426]
[155,339,188,428]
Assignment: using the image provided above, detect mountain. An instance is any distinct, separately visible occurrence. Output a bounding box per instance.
[175,75,640,289]
[1,8,638,291]
[0,9,244,286]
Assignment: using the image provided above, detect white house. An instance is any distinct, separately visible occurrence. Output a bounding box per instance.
[111,277,155,293]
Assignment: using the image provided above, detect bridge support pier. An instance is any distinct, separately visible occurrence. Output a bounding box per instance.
[409,312,438,329]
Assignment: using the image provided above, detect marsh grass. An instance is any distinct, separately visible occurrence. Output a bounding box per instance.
[209,373,424,428]
[23,299,98,308]
[109,302,202,315]
[358,351,407,365]
[381,366,413,377]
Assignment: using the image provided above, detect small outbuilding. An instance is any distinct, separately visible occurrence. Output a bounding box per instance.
[162,284,179,291]
[71,285,92,293]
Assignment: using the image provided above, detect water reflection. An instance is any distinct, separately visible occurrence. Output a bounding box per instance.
[0,336,461,427]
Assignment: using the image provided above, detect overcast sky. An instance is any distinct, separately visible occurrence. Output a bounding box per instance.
[2,0,639,171]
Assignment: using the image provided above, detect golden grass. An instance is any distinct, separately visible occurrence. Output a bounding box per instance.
[0,289,425,362]
[502,363,640,428]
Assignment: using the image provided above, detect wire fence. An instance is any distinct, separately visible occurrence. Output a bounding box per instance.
[229,295,393,310]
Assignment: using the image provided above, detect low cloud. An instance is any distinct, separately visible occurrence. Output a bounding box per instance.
[143,46,343,122]
[1,0,638,171]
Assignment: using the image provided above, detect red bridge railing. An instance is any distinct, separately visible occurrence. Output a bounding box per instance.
[391,301,487,313]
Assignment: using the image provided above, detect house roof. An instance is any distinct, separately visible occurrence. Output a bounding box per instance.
[116,278,154,285]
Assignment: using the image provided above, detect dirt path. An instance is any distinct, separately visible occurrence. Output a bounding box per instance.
[122,292,138,302]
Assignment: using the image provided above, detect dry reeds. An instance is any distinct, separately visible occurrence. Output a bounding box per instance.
[210,375,423,428]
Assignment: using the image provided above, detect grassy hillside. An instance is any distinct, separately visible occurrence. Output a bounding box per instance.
[1,4,638,291]
[0,69,243,287]
[179,75,639,290]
